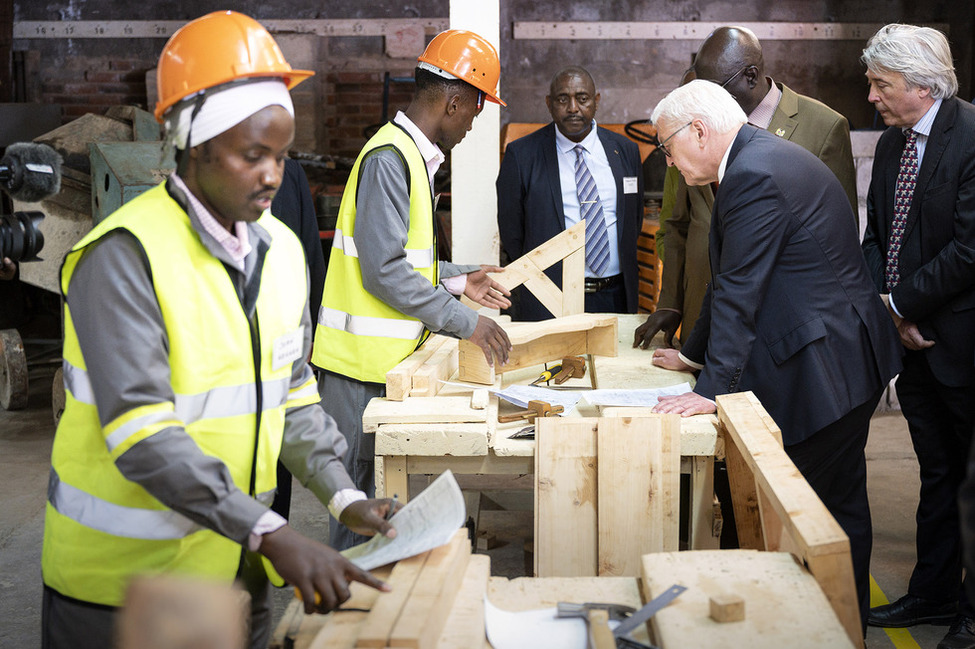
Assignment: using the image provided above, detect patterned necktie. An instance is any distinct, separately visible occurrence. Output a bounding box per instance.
[573,145,610,276]
[885,129,919,290]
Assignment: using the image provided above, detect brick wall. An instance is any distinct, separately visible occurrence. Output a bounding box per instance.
[40,56,154,122]
[323,70,414,160]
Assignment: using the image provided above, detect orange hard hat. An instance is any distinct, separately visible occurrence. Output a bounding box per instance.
[417,30,505,107]
[154,11,314,122]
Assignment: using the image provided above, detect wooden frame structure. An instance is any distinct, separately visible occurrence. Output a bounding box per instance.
[716,392,861,648]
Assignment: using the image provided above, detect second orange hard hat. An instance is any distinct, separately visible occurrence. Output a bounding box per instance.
[417,30,505,106]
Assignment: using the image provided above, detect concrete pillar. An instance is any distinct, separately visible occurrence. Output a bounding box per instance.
[449,0,500,266]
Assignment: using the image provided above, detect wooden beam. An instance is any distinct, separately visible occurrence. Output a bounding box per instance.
[385,335,448,401]
[534,417,598,577]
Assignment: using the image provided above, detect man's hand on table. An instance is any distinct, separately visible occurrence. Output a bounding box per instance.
[652,391,716,417]
[633,309,682,350]
[340,498,401,538]
[650,347,694,372]
[259,525,391,614]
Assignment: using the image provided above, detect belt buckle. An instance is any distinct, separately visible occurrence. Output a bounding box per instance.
[584,278,600,294]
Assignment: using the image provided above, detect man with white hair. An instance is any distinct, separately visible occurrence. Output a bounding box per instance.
[860,24,975,648]
[41,12,397,649]
[649,79,902,634]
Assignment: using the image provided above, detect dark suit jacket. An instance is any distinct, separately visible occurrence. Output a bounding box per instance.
[272,158,326,322]
[657,83,858,345]
[497,123,643,320]
[862,96,975,388]
[684,126,902,445]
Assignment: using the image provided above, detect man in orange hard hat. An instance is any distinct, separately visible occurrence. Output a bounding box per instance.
[41,12,397,648]
[312,30,512,550]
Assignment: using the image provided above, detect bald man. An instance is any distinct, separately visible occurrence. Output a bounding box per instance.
[635,25,857,349]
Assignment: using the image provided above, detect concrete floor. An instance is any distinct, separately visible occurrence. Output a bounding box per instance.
[0,364,956,648]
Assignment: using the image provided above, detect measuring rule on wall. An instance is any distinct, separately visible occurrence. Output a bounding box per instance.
[13,18,449,39]
[513,21,950,40]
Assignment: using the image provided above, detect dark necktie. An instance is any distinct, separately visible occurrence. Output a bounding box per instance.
[885,129,919,290]
[573,145,610,276]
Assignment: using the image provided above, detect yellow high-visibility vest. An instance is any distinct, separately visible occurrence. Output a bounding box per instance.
[312,122,437,383]
[42,183,319,606]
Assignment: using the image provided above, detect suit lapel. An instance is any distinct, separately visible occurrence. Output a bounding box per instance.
[766,83,798,140]
[902,98,955,241]
[598,128,626,245]
[542,124,567,232]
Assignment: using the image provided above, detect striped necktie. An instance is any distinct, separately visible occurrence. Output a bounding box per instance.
[885,129,918,290]
[573,145,610,276]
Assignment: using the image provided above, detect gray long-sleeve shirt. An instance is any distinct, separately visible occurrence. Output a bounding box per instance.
[353,145,479,340]
[67,179,354,546]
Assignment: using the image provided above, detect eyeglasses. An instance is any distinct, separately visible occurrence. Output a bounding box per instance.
[657,121,692,157]
[718,65,756,94]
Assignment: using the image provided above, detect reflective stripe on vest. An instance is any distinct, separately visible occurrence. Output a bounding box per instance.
[62,360,292,452]
[331,228,435,269]
[317,306,425,340]
[48,468,277,539]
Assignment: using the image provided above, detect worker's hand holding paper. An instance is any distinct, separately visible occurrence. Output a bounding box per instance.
[340,470,466,571]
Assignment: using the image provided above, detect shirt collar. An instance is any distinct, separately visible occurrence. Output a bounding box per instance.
[555,120,600,154]
[717,132,736,183]
[747,78,782,129]
[393,111,445,183]
[169,173,252,270]
[908,98,942,138]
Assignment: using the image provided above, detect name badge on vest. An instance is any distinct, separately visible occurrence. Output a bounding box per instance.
[273,326,304,371]
[623,176,639,194]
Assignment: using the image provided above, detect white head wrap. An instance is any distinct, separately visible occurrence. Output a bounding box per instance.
[164,79,295,150]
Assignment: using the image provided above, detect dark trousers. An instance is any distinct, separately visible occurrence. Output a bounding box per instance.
[897,351,975,614]
[785,387,884,634]
[42,553,272,649]
[319,370,385,551]
[584,279,627,313]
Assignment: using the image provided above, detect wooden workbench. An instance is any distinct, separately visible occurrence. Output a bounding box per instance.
[366,314,723,551]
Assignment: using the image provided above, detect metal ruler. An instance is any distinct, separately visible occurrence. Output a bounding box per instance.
[14,18,449,40]
[514,21,950,41]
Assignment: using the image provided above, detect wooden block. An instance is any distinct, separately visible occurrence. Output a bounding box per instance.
[709,594,745,623]
[410,339,459,397]
[597,415,680,577]
[355,552,430,648]
[535,417,598,577]
[385,335,448,401]
[389,530,471,649]
[476,531,500,551]
[561,246,585,315]
[118,575,249,649]
[470,388,489,410]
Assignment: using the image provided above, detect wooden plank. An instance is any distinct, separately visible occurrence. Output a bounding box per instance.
[382,455,408,502]
[385,335,448,401]
[535,417,598,577]
[355,552,430,649]
[491,221,587,293]
[561,246,585,315]
[520,262,566,317]
[689,456,721,550]
[724,431,764,550]
[375,423,488,457]
[389,530,471,648]
[597,415,680,576]
[437,554,492,649]
[641,550,854,648]
[716,392,861,649]
[362,397,488,432]
[410,339,459,397]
